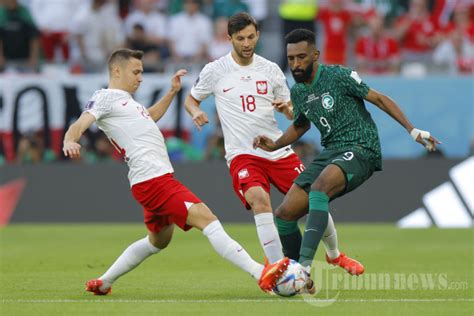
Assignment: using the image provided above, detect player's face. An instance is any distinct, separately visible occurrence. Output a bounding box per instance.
[287,41,319,84]
[119,58,143,93]
[229,24,259,60]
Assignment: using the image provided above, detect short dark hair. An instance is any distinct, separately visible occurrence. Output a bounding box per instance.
[108,48,143,72]
[285,28,316,46]
[228,12,258,36]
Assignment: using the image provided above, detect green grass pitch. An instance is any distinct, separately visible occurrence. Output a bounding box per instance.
[1,224,472,315]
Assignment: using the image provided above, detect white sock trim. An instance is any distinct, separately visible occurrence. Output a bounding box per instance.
[203,220,222,237]
[254,212,274,226]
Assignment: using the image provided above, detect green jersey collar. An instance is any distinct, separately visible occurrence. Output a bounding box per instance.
[310,64,323,87]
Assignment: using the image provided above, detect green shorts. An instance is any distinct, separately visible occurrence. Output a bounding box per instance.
[294,148,376,198]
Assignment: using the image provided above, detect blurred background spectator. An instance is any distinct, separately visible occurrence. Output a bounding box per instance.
[0,0,39,73]
[125,23,163,72]
[208,17,232,61]
[29,0,82,63]
[212,0,248,19]
[355,14,401,74]
[168,0,212,70]
[124,0,168,71]
[70,0,124,73]
[433,27,473,74]
[394,0,440,65]
[278,0,318,70]
[242,0,268,27]
[317,0,355,66]
[15,131,55,164]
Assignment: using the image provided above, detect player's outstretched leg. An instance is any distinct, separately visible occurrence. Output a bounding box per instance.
[186,202,290,292]
[322,214,365,275]
[85,225,173,295]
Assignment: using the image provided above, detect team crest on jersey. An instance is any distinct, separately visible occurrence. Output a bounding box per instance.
[321,93,334,110]
[256,81,268,94]
[238,168,249,179]
[85,100,95,110]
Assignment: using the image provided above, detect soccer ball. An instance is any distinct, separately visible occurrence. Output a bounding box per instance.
[273,260,308,297]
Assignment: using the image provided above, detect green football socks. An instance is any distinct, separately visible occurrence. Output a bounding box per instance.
[275,217,301,261]
[299,191,329,267]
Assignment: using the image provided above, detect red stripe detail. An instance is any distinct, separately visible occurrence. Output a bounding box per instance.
[2,132,15,162]
[50,128,64,157]
[0,178,27,226]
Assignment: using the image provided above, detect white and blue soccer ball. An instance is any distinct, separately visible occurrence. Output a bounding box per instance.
[273,260,308,297]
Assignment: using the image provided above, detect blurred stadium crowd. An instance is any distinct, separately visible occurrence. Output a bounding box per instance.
[2,0,473,74]
[0,0,473,165]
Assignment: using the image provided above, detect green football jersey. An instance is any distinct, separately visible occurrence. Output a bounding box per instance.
[291,64,382,170]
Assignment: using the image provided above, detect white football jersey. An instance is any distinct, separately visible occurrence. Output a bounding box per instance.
[85,89,173,186]
[191,53,294,164]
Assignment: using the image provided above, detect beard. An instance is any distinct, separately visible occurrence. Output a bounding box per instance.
[291,62,314,83]
[236,47,254,60]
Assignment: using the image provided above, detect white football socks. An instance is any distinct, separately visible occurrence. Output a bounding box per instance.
[254,212,284,263]
[323,213,340,260]
[99,236,160,291]
[203,220,263,280]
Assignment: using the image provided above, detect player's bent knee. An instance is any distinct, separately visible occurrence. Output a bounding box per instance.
[248,199,272,213]
[245,187,271,213]
[187,203,218,230]
[275,205,299,221]
[148,228,173,249]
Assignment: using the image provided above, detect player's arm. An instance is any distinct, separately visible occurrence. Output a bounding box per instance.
[63,112,96,159]
[184,94,209,131]
[148,69,187,122]
[365,89,441,151]
[254,118,310,152]
[273,100,294,120]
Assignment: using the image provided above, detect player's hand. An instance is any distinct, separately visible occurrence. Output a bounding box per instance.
[410,128,441,152]
[170,69,187,93]
[272,100,293,119]
[63,141,82,159]
[191,109,209,131]
[253,135,278,151]
[272,100,290,113]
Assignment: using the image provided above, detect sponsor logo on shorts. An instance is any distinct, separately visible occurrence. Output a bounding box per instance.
[238,169,249,179]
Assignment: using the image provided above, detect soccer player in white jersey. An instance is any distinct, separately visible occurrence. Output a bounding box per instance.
[62,49,289,295]
[185,12,363,277]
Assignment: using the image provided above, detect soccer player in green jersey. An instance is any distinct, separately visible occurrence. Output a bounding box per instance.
[254,28,440,292]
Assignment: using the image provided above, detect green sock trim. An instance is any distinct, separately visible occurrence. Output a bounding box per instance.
[275,217,299,236]
[300,247,314,260]
[309,191,329,212]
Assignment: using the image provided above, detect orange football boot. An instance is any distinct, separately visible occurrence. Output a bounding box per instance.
[258,257,290,292]
[326,252,365,276]
[85,279,111,296]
